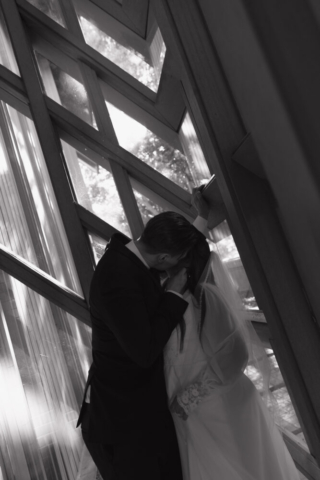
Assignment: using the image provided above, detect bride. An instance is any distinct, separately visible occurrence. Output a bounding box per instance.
[164,234,300,480]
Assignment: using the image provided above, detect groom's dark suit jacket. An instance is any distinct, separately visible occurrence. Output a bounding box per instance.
[77,233,188,443]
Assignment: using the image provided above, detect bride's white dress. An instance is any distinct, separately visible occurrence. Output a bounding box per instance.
[164,291,300,480]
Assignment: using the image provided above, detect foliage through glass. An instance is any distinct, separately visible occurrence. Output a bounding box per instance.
[25,0,66,26]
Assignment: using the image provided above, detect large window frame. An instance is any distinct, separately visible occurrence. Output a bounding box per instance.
[0,0,318,479]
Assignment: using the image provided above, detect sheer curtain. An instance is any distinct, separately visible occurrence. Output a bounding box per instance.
[0,100,93,478]
[0,101,82,295]
[0,271,92,480]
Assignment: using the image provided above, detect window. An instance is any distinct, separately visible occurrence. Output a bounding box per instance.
[0,270,91,479]
[107,100,208,192]
[88,232,108,264]
[25,0,66,26]
[0,1,315,478]
[211,220,309,457]
[74,0,166,92]
[0,9,20,75]
[0,101,82,295]
[61,139,131,237]
[36,52,97,128]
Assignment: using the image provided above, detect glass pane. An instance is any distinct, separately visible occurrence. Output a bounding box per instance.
[179,112,211,186]
[130,177,192,225]
[78,15,165,92]
[212,221,309,453]
[61,140,131,237]
[35,52,97,128]
[25,0,66,27]
[133,188,165,225]
[0,101,82,295]
[107,102,194,192]
[245,349,309,453]
[210,220,257,309]
[0,269,91,480]
[88,232,108,265]
[0,9,20,75]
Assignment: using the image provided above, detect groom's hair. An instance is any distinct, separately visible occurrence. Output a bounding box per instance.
[140,211,203,256]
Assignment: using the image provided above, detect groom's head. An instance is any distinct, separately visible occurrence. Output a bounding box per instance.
[137,211,203,271]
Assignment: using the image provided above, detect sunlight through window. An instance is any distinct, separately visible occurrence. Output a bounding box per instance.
[25,0,66,26]
[0,102,82,295]
[61,140,131,237]
[79,16,166,92]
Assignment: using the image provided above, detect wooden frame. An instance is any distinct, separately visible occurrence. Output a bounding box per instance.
[1,0,95,302]
[89,0,149,38]
[17,0,186,129]
[59,0,84,39]
[0,244,90,324]
[1,1,318,476]
[156,0,320,465]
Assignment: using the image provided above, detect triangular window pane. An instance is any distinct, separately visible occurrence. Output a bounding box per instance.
[107,102,195,192]
[179,112,211,186]
[245,348,308,450]
[61,140,131,237]
[130,177,192,225]
[26,0,66,26]
[35,52,97,128]
[0,9,20,75]
[210,220,255,308]
[132,189,165,225]
[88,232,108,265]
[0,102,82,295]
[211,220,307,447]
[77,12,165,92]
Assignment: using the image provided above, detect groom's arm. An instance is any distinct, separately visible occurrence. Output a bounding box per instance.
[91,267,188,369]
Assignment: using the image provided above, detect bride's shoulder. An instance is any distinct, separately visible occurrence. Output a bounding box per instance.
[183,290,200,307]
[182,292,201,326]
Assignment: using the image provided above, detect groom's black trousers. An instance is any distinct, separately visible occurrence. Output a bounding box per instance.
[81,403,183,480]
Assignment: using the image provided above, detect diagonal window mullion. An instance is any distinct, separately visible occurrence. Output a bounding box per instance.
[0,244,90,325]
[78,61,117,142]
[110,162,144,239]
[0,65,28,110]
[77,61,144,238]
[47,97,194,209]
[0,104,51,273]
[16,0,181,113]
[58,0,84,39]
[1,0,95,300]
[90,0,148,38]
[75,203,125,242]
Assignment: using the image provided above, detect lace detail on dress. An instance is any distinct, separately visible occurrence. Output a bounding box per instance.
[174,366,219,415]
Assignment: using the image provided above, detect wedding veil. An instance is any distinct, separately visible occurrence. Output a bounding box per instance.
[195,251,271,397]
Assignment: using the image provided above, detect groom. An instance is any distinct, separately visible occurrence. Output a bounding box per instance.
[77,211,205,480]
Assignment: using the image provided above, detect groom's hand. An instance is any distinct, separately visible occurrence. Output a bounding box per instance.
[170,396,188,421]
[166,268,188,294]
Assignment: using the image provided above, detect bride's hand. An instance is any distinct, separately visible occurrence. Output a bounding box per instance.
[191,186,209,220]
[170,396,188,421]
[166,268,188,295]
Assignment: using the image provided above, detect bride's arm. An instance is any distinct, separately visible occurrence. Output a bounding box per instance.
[170,292,248,419]
[171,337,248,419]
[170,363,221,418]
[191,188,209,235]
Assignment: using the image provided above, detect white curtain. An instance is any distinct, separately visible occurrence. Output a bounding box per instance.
[0,271,92,480]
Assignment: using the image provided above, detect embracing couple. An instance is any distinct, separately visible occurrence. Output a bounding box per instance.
[77,192,299,480]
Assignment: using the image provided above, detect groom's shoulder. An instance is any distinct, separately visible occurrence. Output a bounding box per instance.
[97,233,137,271]
[109,232,131,248]
[100,233,130,258]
